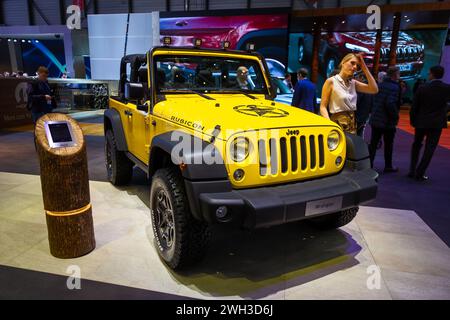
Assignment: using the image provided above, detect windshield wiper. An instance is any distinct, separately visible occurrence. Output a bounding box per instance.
[160,89,215,100]
[221,89,258,100]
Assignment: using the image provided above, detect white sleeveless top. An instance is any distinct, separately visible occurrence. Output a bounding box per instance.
[328,75,357,113]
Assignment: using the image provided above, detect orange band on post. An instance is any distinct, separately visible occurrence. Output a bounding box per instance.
[45,203,92,217]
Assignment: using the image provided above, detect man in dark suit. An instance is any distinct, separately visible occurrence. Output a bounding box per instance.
[408,65,450,181]
[291,68,318,114]
[27,66,56,123]
[368,66,401,172]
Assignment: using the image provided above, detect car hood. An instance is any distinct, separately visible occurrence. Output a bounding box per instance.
[275,93,322,106]
[154,94,337,141]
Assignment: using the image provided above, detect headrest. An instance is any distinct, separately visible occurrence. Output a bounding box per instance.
[156,68,166,86]
[197,69,214,86]
[138,67,148,83]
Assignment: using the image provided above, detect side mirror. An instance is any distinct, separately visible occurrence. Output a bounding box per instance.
[124,82,144,101]
[137,104,148,112]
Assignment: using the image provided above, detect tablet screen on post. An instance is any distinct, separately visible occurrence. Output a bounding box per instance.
[44,121,77,148]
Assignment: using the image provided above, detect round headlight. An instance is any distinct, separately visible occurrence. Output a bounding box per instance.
[327,130,340,151]
[230,137,250,162]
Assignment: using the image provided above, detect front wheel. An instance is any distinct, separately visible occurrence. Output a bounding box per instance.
[308,207,359,230]
[150,167,210,270]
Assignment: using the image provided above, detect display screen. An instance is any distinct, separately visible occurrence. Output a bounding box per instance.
[287,10,449,101]
[288,29,447,101]
[48,123,73,143]
[21,39,66,78]
[160,14,289,77]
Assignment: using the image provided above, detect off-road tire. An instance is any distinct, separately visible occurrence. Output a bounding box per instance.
[150,167,211,270]
[105,130,133,185]
[309,207,359,230]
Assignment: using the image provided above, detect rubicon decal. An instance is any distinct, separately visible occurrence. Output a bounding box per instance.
[234,105,289,118]
[171,116,205,130]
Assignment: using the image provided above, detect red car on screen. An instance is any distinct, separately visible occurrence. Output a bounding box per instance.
[160,15,288,68]
[321,31,424,79]
[319,31,425,79]
[294,31,425,80]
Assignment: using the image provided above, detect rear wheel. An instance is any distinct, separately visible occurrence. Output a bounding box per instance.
[150,167,210,270]
[105,130,133,185]
[308,207,359,230]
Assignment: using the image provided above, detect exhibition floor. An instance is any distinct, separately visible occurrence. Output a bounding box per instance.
[1,172,449,299]
[0,114,449,299]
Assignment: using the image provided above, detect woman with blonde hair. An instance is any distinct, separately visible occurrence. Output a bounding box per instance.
[320,53,378,134]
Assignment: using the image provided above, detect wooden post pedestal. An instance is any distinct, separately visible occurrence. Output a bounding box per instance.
[35,113,95,258]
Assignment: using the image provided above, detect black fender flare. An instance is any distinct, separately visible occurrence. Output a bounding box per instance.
[104,108,128,151]
[149,131,228,181]
[149,131,231,221]
[345,133,371,171]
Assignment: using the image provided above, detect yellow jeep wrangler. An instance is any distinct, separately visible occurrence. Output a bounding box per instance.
[104,45,378,269]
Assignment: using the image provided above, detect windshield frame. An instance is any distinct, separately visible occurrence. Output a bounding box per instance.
[271,77,292,95]
[152,50,271,96]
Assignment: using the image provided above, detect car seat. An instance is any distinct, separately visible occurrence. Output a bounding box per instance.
[156,68,166,90]
[172,68,186,88]
[138,67,148,84]
[196,69,214,88]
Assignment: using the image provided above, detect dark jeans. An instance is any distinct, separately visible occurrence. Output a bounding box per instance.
[369,126,396,168]
[31,111,46,124]
[409,128,442,176]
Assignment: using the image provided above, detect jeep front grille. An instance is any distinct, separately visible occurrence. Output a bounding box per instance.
[258,134,325,176]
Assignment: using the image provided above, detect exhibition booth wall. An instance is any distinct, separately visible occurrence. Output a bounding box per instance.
[0,25,74,77]
[0,5,448,127]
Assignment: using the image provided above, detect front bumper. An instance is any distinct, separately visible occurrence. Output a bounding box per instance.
[185,168,378,229]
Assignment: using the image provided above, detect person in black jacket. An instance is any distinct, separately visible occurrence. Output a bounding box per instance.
[355,73,373,137]
[27,66,56,123]
[408,65,450,181]
[368,66,401,172]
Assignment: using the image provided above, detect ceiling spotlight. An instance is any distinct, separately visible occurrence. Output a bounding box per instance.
[35,40,39,43]
[245,42,255,51]
[341,20,346,24]
[13,39,17,42]
[404,15,408,18]
[21,39,25,43]
[7,38,11,42]
[27,40,31,43]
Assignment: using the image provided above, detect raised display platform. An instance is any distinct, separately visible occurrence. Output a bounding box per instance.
[0,172,449,299]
